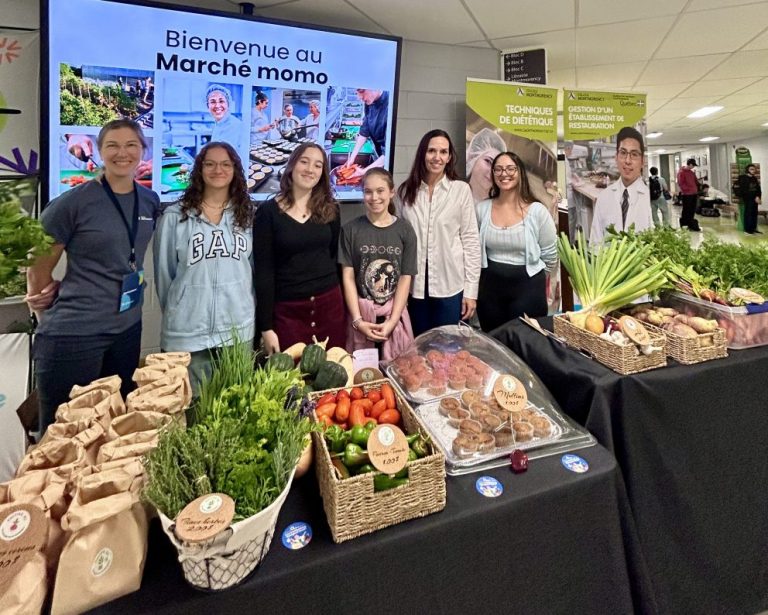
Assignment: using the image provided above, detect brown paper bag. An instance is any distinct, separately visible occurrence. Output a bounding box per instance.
[15,440,88,486]
[132,364,192,405]
[51,460,147,615]
[125,372,191,417]
[39,418,107,466]
[69,375,121,398]
[0,472,68,614]
[96,431,159,464]
[106,411,173,441]
[144,351,191,367]
[55,387,125,430]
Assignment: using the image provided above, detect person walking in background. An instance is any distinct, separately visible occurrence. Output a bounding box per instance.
[677,157,701,231]
[396,129,480,336]
[26,119,162,435]
[340,168,417,359]
[153,142,255,395]
[648,166,670,227]
[475,152,557,332]
[738,164,763,235]
[253,143,345,354]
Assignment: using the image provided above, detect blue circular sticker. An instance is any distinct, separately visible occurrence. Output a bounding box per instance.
[561,454,589,474]
[475,476,504,498]
[281,522,312,550]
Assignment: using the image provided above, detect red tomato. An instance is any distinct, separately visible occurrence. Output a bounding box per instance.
[378,409,401,425]
[350,387,364,400]
[366,390,382,404]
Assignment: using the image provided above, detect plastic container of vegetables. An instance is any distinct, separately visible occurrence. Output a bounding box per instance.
[662,292,768,349]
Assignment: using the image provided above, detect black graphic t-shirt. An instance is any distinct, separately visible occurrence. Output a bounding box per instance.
[339,215,417,305]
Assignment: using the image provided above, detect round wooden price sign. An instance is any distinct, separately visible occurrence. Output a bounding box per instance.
[367,424,410,474]
[492,374,528,412]
[619,315,651,346]
[0,503,48,592]
[174,493,235,543]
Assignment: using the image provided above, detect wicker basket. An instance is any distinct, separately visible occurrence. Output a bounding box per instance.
[158,470,295,591]
[645,323,728,364]
[553,315,667,375]
[311,379,446,543]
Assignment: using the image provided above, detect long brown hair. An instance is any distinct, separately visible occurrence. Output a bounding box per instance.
[277,143,338,224]
[363,167,396,215]
[180,142,253,229]
[488,151,536,204]
[397,129,459,206]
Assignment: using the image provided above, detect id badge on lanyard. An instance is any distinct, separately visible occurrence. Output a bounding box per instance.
[101,177,144,313]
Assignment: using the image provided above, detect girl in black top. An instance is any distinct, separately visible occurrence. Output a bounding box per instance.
[253,143,345,353]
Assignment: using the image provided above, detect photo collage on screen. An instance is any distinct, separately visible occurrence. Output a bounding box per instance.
[58,64,154,195]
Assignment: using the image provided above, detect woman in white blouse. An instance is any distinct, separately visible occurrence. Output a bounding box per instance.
[475,151,557,332]
[396,129,481,336]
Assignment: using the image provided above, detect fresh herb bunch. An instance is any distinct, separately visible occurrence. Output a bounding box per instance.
[0,200,53,287]
[0,269,26,300]
[558,230,670,316]
[609,225,768,298]
[693,237,768,297]
[144,337,316,521]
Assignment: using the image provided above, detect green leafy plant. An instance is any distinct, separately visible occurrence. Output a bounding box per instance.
[0,187,53,287]
[143,337,316,521]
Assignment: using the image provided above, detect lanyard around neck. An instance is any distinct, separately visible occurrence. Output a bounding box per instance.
[101,176,139,271]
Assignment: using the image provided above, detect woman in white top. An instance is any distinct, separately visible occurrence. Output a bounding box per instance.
[397,129,481,336]
[475,152,557,332]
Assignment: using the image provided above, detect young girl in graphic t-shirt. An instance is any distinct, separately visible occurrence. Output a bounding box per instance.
[339,168,417,359]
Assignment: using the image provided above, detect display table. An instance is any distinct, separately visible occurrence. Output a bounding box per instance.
[94,445,655,615]
[493,318,768,615]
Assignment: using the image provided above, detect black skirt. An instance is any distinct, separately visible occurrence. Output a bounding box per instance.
[477,260,547,333]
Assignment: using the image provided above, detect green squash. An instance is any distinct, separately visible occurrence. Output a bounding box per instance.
[266,352,294,372]
[314,360,349,391]
[300,343,326,377]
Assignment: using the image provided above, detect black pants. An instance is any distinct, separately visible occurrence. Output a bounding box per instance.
[477,261,547,333]
[680,194,698,228]
[743,198,759,233]
[33,321,142,435]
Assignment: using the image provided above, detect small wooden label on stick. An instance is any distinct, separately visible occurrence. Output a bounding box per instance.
[174,493,235,543]
[493,374,527,411]
[0,503,48,591]
[619,315,650,346]
[367,424,409,474]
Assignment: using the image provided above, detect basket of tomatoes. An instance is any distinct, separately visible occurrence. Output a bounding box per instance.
[310,379,446,543]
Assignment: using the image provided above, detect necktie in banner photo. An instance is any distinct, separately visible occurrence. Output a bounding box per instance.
[621,189,629,229]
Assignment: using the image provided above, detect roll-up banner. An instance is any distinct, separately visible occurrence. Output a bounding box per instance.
[0,31,39,180]
[562,89,647,242]
[466,77,560,312]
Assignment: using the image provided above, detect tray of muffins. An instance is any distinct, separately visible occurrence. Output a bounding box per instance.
[247,162,274,193]
[384,325,597,475]
[414,387,565,472]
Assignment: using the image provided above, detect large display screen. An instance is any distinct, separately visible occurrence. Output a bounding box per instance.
[42,0,401,202]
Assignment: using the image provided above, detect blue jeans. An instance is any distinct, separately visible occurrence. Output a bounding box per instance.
[408,289,463,338]
[33,321,142,435]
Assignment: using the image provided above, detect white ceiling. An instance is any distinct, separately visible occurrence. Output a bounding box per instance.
[162,0,768,147]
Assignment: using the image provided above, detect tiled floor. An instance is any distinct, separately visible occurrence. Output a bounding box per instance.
[668,203,768,247]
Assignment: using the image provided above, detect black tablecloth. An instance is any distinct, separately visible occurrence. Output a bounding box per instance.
[493,318,768,615]
[94,445,654,615]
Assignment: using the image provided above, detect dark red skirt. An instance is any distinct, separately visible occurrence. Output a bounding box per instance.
[273,284,347,350]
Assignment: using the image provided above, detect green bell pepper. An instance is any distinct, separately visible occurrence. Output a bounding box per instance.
[342,443,369,467]
[374,474,409,492]
[349,425,370,447]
